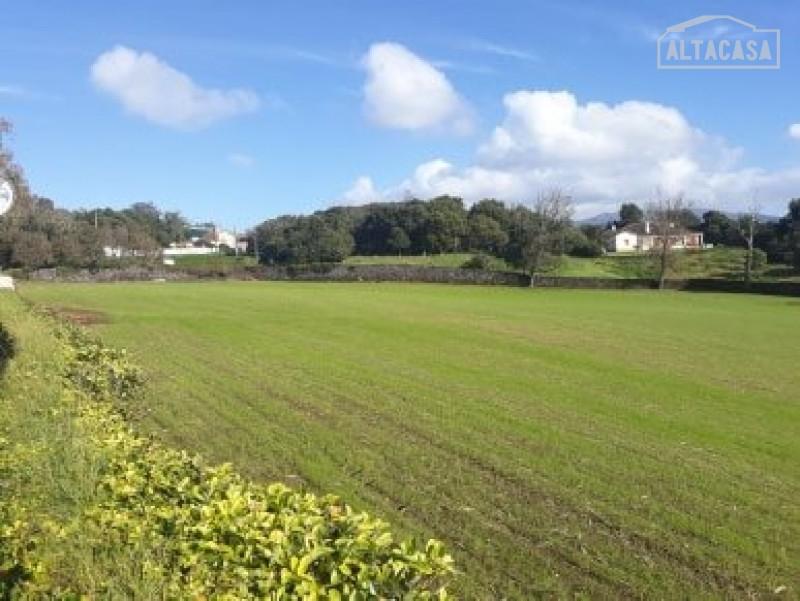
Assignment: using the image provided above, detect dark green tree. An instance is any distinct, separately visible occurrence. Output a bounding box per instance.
[618,203,644,226]
[467,214,508,254]
[387,226,410,256]
[424,196,467,253]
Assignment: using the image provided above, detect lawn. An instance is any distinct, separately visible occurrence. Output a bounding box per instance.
[19,282,800,599]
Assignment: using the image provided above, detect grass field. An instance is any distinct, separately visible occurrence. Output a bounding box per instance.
[19,282,800,599]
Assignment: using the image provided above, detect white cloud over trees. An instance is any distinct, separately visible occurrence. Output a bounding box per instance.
[91,46,260,130]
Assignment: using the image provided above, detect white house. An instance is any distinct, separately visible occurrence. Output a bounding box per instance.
[162,226,240,257]
[103,246,146,258]
[608,222,704,253]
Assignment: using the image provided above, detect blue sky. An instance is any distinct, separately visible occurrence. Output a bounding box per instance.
[3,0,800,228]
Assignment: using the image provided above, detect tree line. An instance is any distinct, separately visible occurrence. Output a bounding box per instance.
[255,191,598,272]
[3,117,800,275]
[254,194,800,277]
[0,120,190,270]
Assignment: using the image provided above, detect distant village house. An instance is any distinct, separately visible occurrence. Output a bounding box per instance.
[607,221,704,253]
[103,224,248,259]
[162,225,239,257]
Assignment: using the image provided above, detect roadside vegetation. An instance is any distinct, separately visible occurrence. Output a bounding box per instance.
[20,281,800,599]
[0,294,453,599]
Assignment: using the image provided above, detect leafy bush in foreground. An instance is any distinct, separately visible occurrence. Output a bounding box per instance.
[0,309,454,599]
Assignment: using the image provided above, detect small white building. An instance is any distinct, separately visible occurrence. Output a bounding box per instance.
[611,229,640,252]
[103,246,146,258]
[608,222,704,253]
[162,245,219,257]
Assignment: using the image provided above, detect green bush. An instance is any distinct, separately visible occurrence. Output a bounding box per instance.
[58,324,144,403]
[0,323,15,374]
[460,254,491,270]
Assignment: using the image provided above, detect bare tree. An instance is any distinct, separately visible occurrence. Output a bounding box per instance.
[512,188,573,286]
[737,196,760,287]
[646,193,690,289]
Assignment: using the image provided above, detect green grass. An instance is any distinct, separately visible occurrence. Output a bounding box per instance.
[347,247,797,281]
[18,282,800,599]
[547,248,757,279]
[169,254,257,269]
[344,253,513,271]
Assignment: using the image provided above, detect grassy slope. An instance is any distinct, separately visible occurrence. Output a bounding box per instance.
[344,253,513,271]
[345,247,787,280]
[19,282,800,599]
[170,254,257,268]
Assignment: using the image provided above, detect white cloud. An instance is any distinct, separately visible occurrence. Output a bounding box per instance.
[788,123,800,140]
[228,153,255,168]
[354,90,800,215]
[341,176,381,205]
[361,42,472,133]
[467,40,540,63]
[91,46,260,129]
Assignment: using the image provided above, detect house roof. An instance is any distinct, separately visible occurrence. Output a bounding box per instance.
[616,222,696,236]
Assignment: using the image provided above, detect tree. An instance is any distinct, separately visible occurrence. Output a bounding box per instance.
[11,231,53,268]
[505,189,573,285]
[566,226,603,257]
[467,214,508,254]
[255,214,353,264]
[736,201,760,286]
[647,194,690,289]
[468,199,512,230]
[618,203,644,226]
[700,210,739,247]
[424,196,467,253]
[387,226,410,257]
[789,199,800,271]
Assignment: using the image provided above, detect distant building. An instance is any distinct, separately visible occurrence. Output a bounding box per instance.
[103,246,145,258]
[162,225,239,257]
[607,222,704,253]
[162,242,218,257]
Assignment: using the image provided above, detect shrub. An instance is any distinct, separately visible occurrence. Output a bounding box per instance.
[58,324,144,403]
[750,248,768,275]
[0,323,15,375]
[461,253,491,270]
